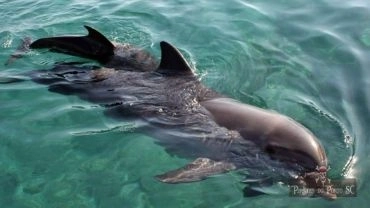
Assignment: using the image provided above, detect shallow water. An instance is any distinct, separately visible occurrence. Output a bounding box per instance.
[1,0,369,207]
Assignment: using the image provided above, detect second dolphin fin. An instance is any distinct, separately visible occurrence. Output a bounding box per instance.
[30,26,115,63]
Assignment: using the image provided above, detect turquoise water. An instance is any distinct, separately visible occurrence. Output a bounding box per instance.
[1,0,369,207]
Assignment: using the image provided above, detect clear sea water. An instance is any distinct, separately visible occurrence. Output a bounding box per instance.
[1,0,369,207]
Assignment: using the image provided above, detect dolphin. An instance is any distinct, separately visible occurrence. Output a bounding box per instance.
[4,37,32,66]
[10,26,335,199]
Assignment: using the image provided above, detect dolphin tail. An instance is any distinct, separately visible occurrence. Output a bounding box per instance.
[30,26,115,63]
[155,158,236,183]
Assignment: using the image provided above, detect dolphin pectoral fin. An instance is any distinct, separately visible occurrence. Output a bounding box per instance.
[155,158,236,183]
[242,176,273,186]
[30,26,114,63]
[0,76,28,84]
[243,186,267,197]
[242,177,274,197]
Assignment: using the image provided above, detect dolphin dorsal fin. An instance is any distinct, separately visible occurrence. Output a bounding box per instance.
[84,25,114,52]
[157,41,193,75]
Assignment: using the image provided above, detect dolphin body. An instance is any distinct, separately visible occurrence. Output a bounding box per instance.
[19,26,334,199]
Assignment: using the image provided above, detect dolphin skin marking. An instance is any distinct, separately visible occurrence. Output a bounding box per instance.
[18,26,335,199]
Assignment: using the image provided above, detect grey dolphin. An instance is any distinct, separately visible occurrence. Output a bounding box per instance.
[18,26,335,199]
[5,37,32,66]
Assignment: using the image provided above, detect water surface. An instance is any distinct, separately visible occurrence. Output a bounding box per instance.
[1,0,370,207]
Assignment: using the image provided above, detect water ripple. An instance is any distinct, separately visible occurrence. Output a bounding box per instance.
[1,0,370,207]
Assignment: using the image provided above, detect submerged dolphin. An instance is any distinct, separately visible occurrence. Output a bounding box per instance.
[11,26,335,199]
